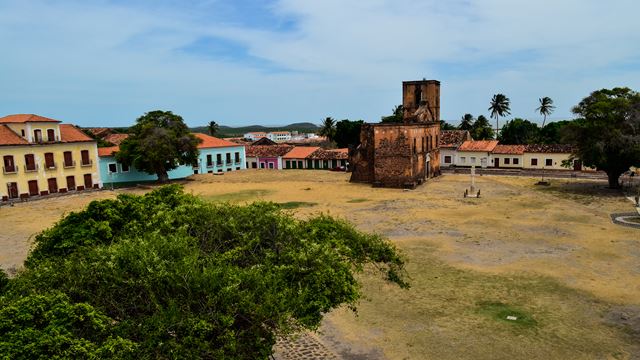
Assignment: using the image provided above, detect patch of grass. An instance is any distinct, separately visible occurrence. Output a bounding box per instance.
[476,301,538,328]
[277,201,317,209]
[205,189,273,202]
[347,198,370,203]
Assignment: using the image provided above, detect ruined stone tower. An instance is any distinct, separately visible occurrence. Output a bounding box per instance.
[349,80,441,188]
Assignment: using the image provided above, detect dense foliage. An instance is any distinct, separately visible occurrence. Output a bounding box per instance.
[488,94,511,135]
[470,115,495,140]
[381,105,404,123]
[117,111,201,182]
[1,186,407,359]
[565,87,640,188]
[498,118,541,145]
[334,119,364,148]
[319,117,337,142]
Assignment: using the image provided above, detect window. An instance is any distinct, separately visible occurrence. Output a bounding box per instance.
[216,154,222,165]
[291,161,297,169]
[193,169,199,175]
[218,169,223,173]
[28,180,39,195]
[268,163,274,169]
[504,158,510,165]
[208,170,213,174]
[470,157,476,163]
[252,162,257,168]
[413,138,417,154]
[531,158,538,166]
[206,154,213,167]
[421,137,425,153]
[47,129,55,142]
[314,159,320,168]
[460,157,466,164]
[21,129,25,137]
[285,160,291,169]
[80,150,90,166]
[513,158,519,165]
[24,154,36,171]
[44,152,55,169]
[234,152,240,163]
[108,163,118,173]
[260,162,265,169]
[545,159,553,166]
[226,153,232,164]
[444,155,452,164]
[3,155,16,173]
[121,163,130,172]
[226,168,231,172]
[83,174,93,189]
[34,129,42,143]
[236,167,240,170]
[47,178,58,193]
[63,151,74,167]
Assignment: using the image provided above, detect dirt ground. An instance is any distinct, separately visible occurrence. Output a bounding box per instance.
[1,170,639,359]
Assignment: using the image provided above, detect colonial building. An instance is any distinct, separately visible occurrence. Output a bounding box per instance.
[440,130,472,167]
[0,114,100,201]
[350,80,441,188]
[245,145,294,169]
[492,144,526,168]
[455,140,499,167]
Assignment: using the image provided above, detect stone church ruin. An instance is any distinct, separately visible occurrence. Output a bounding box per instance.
[350,79,441,188]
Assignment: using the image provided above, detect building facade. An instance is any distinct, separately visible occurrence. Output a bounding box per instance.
[1,114,100,201]
[192,133,247,174]
[245,145,293,169]
[491,145,526,168]
[439,130,471,167]
[350,80,441,188]
[455,140,499,167]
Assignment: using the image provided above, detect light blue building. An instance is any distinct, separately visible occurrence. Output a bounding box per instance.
[97,133,246,186]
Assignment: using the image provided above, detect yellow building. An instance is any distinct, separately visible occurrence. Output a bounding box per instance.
[522,144,582,170]
[1,114,100,202]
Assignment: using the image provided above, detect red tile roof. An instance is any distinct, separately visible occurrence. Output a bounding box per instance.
[0,114,61,123]
[283,146,320,159]
[98,146,119,157]
[458,140,499,152]
[104,133,129,146]
[0,125,29,146]
[194,133,241,149]
[246,145,293,157]
[309,148,349,160]
[440,130,471,148]
[525,144,574,153]
[86,127,112,137]
[492,144,526,155]
[59,124,94,143]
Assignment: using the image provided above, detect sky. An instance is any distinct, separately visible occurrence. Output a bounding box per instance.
[1,0,639,128]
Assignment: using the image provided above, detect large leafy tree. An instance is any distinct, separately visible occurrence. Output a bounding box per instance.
[471,115,495,140]
[488,94,511,136]
[381,105,404,123]
[319,117,337,142]
[208,120,220,136]
[117,111,201,183]
[565,87,640,188]
[459,114,474,131]
[536,97,555,128]
[3,186,407,359]
[334,119,364,148]
[498,118,541,145]
[539,120,573,144]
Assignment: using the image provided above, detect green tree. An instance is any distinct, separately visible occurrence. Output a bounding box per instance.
[564,87,640,188]
[440,120,457,130]
[498,118,540,145]
[488,94,511,136]
[459,114,474,131]
[334,119,364,148]
[539,120,573,144]
[319,117,337,142]
[471,115,495,140]
[208,120,220,136]
[116,111,201,183]
[381,105,404,123]
[5,186,407,359]
[536,97,555,128]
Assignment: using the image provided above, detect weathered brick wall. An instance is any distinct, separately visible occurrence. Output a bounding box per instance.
[349,124,375,183]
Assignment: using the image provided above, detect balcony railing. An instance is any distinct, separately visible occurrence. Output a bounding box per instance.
[2,166,17,174]
[216,161,223,166]
[206,163,214,168]
[45,162,57,170]
[80,159,93,167]
[24,164,39,173]
[63,160,76,168]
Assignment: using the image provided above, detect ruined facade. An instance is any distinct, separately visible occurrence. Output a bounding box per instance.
[350,80,441,188]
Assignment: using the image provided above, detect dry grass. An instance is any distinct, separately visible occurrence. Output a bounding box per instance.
[1,170,639,359]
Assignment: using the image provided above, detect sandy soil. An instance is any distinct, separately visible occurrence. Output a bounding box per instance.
[1,170,639,359]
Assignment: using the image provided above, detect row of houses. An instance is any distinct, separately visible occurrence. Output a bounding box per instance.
[439,130,585,171]
[243,131,319,142]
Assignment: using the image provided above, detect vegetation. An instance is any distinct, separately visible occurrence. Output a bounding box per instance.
[191,123,319,138]
[381,105,404,123]
[207,120,219,136]
[459,114,474,131]
[471,115,495,140]
[117,111,201,182]
[1,186,407,359]
[80,128,115,148]
[564,87,640,188]
[319,117,337,142]
[488,94,511,136]
[334,119,364,148]
[536,97,555,128]
[277,201,318,209]
[440,120,457,130]
[498,118,540,145]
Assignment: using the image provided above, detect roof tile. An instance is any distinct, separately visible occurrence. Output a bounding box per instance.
[0,114,61,123]
[458,140,499,152]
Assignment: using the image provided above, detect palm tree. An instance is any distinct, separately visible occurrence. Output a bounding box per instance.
[459,113,474,130]
[536,97,555,128]
[319,117,336,142]
[208,121,219,136]
[488,94,511,137]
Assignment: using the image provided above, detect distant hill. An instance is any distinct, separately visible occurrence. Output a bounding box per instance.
[191,122,319,137]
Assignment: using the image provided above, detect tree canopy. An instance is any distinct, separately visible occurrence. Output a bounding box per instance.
[116,111,201,182]
[536,97,555,128]
[208,120,219,136]
[471,115,495,140]
[334,119,364,149]
[565,87,640,188]
[498,118,541,145]
[489,94,511,136]
[381,105,404,123]
[459,114,474,131]
[1,186,407,359]
[319,117,337,142]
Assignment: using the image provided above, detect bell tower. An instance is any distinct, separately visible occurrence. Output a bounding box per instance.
[402,80,440,124]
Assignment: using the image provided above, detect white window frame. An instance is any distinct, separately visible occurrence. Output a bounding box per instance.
[108,162,118,173]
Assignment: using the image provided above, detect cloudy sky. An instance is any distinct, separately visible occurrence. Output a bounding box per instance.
[1,0,639,127]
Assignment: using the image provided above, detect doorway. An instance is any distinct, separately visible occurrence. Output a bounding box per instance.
[7,183,18,199]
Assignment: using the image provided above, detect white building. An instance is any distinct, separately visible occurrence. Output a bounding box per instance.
[455,140,499,167]
[439,130,471,167]
[267,131,292,142]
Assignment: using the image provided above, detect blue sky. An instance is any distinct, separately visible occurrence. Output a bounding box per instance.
[1,0,639,127]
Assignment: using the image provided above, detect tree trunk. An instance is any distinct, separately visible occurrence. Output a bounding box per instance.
[607,170,621,189]
[157,171,169,183]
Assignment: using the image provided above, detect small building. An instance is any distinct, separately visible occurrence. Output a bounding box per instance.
[267,131,291,142]
[192,133,246,174]
[439,130,471,167]
[283,146,320,169]
[245,145,294,169]
[492,144,526,168]
[523,144,581,170]
[1,114,101,202]
[308,148,348,169]
[244,132,268,141]
[455,140,499,167]
[98,147,193,186]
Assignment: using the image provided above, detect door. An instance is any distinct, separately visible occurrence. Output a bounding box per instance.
[34,129,42,142]
[47,178,58,193]
[84,174,93,189]
[494,157,500,168]
[28,180,39,196]
[573,160,582,171]
[45,153,55,168]
[47,129,55,142]
[66,176,76,191]
[7,183,18,199]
